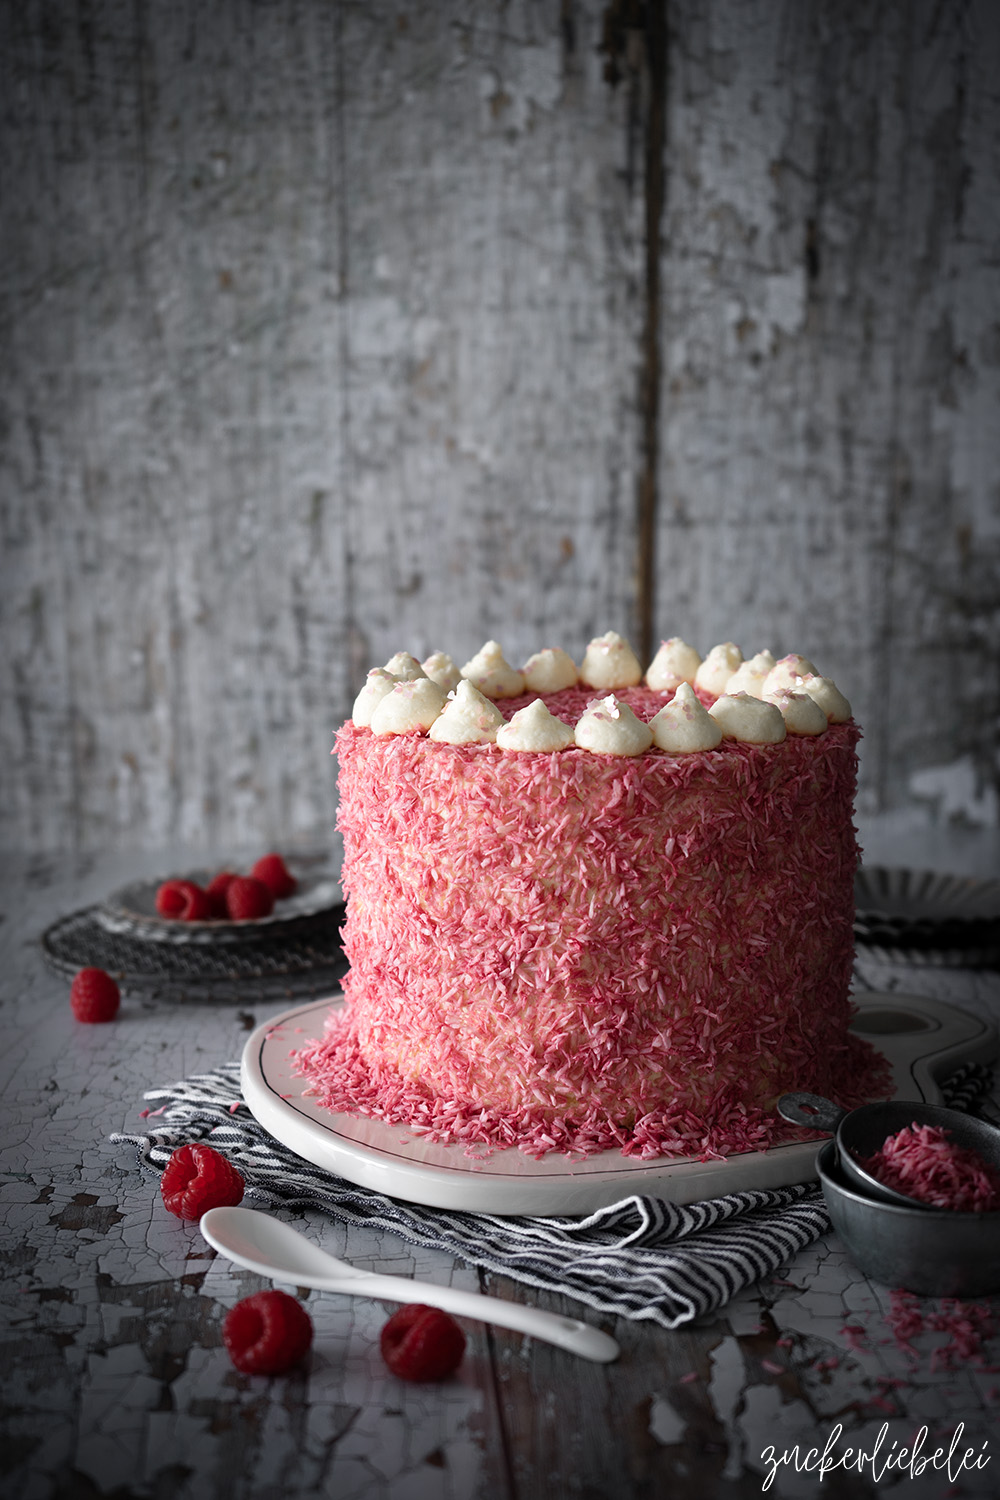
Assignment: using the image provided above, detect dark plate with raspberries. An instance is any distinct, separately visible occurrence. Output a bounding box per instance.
[96,854,342,946]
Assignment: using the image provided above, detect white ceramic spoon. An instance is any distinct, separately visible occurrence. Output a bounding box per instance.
[200,1205,620,1364]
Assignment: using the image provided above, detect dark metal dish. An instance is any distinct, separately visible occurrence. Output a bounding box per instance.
[777,1091,1000,1211]
[816,1139,1000,1297]
[96,866,342,945]
[854,866,1000,967]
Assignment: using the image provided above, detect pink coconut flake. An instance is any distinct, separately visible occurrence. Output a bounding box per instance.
[291,702,890,1160]
[858,1123,1000,1212]
[886,1290,925,1362]
[883,1291,999,1373]
[840,1324,868,1351]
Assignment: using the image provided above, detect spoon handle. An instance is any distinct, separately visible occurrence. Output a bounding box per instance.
[311,1271,619,1363]
[198,1208,618,1362]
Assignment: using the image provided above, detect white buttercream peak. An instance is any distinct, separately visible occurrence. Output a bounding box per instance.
[646,638,702,692]
[429,679,504,744]
[695,642,744,697]
[708,692,786,744]
[766,689,828,736]
[369,677,447,736]
[383,652,427,681]
[724,650,776,699]
[579,632,643,691]
[521,646,578,694]
[422,651,462,692]
[800,674,851,723]
[460,641,525,699]
[649,682,724,753]
[496,698,575,752]
[575,695,653,756]
[352,668,398,727]
[762,654,818,697]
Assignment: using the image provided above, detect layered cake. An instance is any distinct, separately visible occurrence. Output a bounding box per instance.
[293,633,890,1159]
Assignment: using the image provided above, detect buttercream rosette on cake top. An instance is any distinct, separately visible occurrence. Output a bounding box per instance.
[291,632,890,1160]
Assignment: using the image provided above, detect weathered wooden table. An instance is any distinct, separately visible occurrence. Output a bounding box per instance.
[3,839,999,1500]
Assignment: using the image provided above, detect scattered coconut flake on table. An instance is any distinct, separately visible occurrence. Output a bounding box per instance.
[885,1291,999,1372]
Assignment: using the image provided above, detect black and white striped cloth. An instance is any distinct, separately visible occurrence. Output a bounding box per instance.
[111,1062,994,1331]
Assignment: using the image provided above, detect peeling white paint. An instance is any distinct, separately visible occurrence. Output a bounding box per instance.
[648,1394,687,1445]
[709,1335,748,1481]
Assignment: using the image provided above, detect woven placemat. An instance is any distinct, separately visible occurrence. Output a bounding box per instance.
[41,904,348,1000]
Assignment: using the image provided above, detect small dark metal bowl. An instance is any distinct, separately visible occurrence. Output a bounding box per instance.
[777,1091,1000,1210]
[817,1140,1000,1297]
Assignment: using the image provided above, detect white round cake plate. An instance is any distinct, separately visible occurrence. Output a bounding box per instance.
[241,993,998,1216]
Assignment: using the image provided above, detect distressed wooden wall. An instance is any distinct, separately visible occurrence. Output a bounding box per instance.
[1,0,997,853]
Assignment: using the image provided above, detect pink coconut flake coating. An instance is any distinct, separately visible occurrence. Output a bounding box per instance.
[292,686,890,1159]
[859,1124,1000,1212]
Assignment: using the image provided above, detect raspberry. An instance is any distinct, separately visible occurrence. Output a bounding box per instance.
[379,1304,466,1382]
[205,870,238,918]
[251,853,297,900]
[155,880,189,917]
[223,1290,313,1375]
[180,883,214,920]
[156,879,213,921]
[225,876,275,921]
[70,967,121,1023]
[160,1144,245,1220]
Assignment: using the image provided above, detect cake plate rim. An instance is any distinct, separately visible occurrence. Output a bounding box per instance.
[239,992,997,1216]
